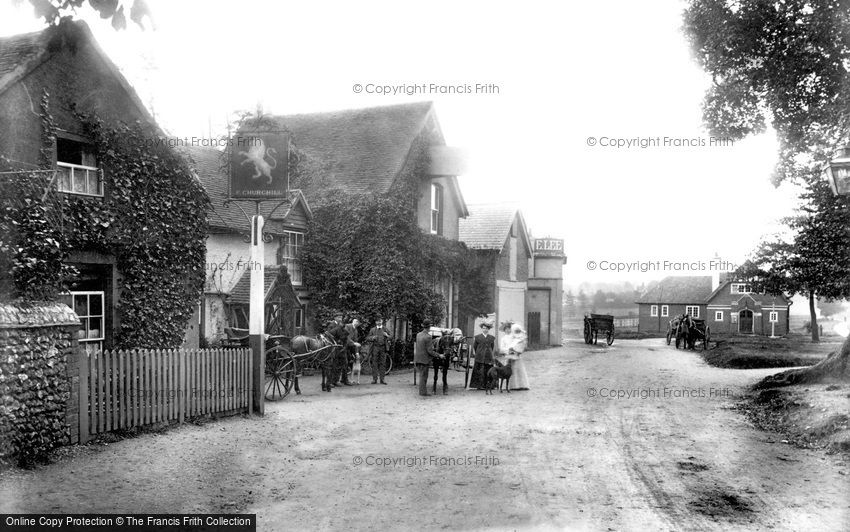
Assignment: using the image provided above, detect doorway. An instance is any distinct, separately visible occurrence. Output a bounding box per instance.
[739,309,754,333]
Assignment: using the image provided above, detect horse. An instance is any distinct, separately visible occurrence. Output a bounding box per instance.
[291,328,348,392]
[674,315,696,350]
[432,328,463,395]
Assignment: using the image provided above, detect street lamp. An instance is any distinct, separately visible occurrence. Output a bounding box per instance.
[823,144,850,196]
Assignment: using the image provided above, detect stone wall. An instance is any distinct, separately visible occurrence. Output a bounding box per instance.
[0,302,80,464]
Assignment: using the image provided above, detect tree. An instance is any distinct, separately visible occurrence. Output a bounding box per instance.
[685,0,850,382]
[19,0,152,30]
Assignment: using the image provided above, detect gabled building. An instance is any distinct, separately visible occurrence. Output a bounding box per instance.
[183,145,312,345]
[459,203,533,340]
[194,102,468,339]
[636,274,791,336]
[0,22,197,352]
[273,102,468,241]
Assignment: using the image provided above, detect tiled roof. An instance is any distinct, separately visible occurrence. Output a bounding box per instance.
[228,265,300,306]
[0,22,157,128]
[181,145,309,234]
[272,101,435,195]
[459,203,520,250]
[636,276,713,304]
[0,30,44,87]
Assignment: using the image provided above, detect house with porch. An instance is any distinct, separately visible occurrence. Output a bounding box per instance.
[636,274,790,335]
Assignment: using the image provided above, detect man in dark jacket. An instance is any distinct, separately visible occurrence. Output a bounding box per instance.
[328,314,353,387]
[365,317,391,384]
[343,317,361,380]
[414,319,441,396]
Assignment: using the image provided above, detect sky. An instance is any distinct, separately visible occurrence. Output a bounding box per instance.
[0,0,804,287]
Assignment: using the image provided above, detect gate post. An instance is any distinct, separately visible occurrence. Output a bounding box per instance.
[250,214,265,416]
[78,347,90,444]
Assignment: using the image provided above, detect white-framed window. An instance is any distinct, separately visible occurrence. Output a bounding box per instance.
[650,305,658,317]
[661,305,669,317]
[686,305,700,318]
[294,305,305,332]
[280,231,304,285]
[430,183,443,235]
[61,291,105,353]
[731,283,752,294]
[769,311,778,323]
[714,311,723,321]
[56,137,102,196]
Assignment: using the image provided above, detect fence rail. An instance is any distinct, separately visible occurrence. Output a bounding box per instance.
[80,348,252,442]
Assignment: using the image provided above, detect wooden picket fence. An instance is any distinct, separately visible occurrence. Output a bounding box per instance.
[79,348,252,442]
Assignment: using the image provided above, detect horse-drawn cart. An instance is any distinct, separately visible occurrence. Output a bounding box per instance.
[263,336,341,401]
[584,314,615,345]
[668,317,711,350]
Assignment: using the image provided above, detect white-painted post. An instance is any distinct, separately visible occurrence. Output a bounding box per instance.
[249,213,265,415]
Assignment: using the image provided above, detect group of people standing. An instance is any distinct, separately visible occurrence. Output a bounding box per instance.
[325,314,391,386]
[326,314,531,396]
[467,320,530,391]
[411,318,531,396]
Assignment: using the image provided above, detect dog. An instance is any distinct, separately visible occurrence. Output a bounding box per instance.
[351,352,362,384]
[486,357,514,394]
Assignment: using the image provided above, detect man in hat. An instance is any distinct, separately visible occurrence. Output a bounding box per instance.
[468,320,496,390]
[365,317,391,384]
[328,313,353,387]
[344,317,362,380]
[414,319,442,396]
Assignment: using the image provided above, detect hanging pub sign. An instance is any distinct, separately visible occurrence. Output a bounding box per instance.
[229,131,290,199]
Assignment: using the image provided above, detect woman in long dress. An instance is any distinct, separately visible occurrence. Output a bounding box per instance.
[500,323,530,390]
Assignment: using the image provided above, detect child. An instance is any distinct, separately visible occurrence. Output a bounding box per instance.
[351,351,362,384]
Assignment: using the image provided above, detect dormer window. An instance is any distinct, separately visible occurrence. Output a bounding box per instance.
[56,137,102,196]
[731,283,752,294]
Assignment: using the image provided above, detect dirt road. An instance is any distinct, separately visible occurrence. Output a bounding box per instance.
[1,339,848,530]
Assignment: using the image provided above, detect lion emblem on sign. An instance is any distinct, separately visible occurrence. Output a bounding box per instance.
[238,138,277,185]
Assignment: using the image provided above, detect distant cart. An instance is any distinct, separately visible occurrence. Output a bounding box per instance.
[584,313,615,345]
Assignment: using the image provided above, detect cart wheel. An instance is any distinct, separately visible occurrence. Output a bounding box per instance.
[606,329,614,346]
[385,354,393,376]
[584,321,592,344]
[264,350,295,401]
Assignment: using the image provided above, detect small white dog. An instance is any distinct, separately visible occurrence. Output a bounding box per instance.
[351,351,362,384]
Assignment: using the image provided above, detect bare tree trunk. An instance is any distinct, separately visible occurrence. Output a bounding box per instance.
[755,334,850,389]
[809,292,820,343]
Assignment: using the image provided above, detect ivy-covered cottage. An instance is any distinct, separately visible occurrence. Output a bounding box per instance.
[0,21,208,351]
[636,275,791,336]
[193,102,469,342]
